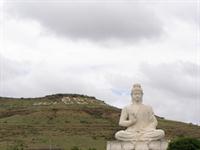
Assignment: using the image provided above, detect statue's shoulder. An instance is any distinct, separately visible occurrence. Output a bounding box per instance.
[124,104,132,109]
[122,104,132,110]
[142,104,153,111]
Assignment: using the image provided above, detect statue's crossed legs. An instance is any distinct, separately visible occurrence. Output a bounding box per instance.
[115,129,165,141]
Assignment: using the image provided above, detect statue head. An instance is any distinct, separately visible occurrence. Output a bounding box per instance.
[131,83,143,103]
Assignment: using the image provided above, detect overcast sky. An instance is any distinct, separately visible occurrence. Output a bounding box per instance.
[0,0,199,125]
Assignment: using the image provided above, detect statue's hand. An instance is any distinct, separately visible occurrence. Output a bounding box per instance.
[129,113,137,124]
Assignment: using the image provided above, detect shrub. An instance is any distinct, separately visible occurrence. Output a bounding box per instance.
[80,120,89,124]
[65,120,70,123]
[167,137,200,150]
[92,136,97,140]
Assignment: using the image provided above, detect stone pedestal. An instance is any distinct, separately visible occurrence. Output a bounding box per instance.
[106,140,168,150]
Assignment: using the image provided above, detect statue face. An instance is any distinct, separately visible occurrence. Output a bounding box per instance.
[132,90,143,103]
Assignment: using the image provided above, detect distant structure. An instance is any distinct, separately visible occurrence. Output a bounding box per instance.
[32,94,106,106]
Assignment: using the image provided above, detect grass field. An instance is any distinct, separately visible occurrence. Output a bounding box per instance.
[0,94,199,150]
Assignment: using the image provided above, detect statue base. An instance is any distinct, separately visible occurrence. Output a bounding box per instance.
[106,139,168,150]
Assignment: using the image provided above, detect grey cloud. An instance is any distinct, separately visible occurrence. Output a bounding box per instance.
[140,61,200,101]
[149,2,199,25]
[6,2,163,41]
[167,3,199,25]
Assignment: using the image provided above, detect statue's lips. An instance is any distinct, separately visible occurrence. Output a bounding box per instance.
[134,98,141,102]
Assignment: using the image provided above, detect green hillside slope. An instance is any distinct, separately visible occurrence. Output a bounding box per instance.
[0,94,199,150]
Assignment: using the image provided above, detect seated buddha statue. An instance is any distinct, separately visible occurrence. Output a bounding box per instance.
[115,84,165,142]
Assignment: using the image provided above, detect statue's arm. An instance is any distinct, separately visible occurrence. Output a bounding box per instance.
[149,107,158,128]
[119,107,135,127]
[152,115,158,127]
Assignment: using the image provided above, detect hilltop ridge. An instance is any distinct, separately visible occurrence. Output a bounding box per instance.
[0,93,107,108]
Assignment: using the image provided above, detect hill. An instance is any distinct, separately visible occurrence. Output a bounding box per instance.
[0,94,199,150]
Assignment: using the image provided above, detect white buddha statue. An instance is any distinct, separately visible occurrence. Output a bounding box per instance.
[115,84,165,142]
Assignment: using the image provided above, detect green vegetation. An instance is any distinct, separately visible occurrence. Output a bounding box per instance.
[168,137,200,150]
[6,140,25,150]
[0,94,200,150]
[70,146,97,150]
[71,146,80,150]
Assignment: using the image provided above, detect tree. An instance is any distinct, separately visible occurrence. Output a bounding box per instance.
[168,137,200,150]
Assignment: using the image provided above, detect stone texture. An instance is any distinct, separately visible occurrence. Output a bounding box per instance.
[107,140,168,150]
